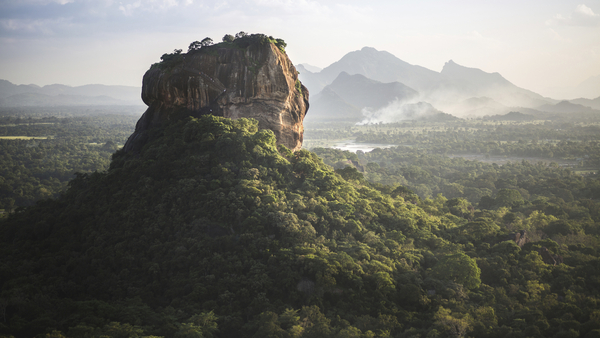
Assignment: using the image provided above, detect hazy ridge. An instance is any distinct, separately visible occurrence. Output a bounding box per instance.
[0,79,143,106]
[299,47,600,123]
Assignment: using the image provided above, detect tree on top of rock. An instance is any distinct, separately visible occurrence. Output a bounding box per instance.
[201,37,213,47]
[188,41,202,52]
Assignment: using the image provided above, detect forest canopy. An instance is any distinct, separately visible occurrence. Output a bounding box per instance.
[0,115,599,338]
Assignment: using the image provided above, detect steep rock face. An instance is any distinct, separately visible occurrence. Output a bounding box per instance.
[124,41,309,152]
[508,230,530,247]
[539,247,563,265]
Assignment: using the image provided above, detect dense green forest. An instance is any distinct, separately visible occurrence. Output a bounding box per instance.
[0,107,140,211]
[1,114,599,338]
[306,119,600,201]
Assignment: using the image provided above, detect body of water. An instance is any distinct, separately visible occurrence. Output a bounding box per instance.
[332,139,397,153]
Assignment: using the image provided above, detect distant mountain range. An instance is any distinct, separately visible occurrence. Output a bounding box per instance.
[570,96,600,110]
[305,71,416,124]
[0,80,143,107]
[301,47,439,94]
[299,47,600,123]
[305,71,457,124]
[537,100,599,114]
[543,75,600,100]
[325,72,417,110]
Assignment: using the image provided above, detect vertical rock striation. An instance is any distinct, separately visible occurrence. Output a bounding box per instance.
[124,38,309,153]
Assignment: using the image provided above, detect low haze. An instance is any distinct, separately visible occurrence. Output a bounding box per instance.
[1,0,599,99]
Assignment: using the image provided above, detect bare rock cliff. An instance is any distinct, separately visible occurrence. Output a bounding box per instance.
[124,40,309,152]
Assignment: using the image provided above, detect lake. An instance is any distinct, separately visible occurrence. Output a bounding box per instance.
[332,139,397,153]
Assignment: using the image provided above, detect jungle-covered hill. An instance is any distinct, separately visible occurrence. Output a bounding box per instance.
[1,116,600,338]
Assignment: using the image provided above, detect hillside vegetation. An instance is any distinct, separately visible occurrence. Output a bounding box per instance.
[1,116,599,338]
[0,109,139,211]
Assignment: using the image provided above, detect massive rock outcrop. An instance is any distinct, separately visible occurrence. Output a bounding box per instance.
[124,36,309,153]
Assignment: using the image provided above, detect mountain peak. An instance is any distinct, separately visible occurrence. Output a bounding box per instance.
[313,46,438,92]
[360,46,378,53]
[441,59,509,86]
[332,71,376,84]
[442,59,476,72]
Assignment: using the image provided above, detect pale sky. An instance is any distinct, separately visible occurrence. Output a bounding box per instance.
[1,0,599,99]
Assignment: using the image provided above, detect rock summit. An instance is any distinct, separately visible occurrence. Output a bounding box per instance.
[124,34,309,153]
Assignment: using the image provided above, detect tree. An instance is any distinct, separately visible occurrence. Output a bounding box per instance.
[235,31,248,39]
[200,37,213,47]
[545,219,582,236]
[274,38,287,51]
[335,166,364,182]
[430,253,481,289]
[478,195,495,210]
[251,312,288,338]
[299,306,332,338]
[462,218,500,242]
[176,312,218,338]
[222,34,234,43]
[99,322,145,338]
[434,307,472,338]
[188,41,202,52]
[494,188,523,208]
[447,198,473,219]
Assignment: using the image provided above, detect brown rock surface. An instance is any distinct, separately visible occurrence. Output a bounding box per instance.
[508,230,530,247]
[124,38,309,153]
[539,247,562,265]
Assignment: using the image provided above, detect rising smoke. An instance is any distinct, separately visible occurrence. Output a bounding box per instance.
[357,98,445,125]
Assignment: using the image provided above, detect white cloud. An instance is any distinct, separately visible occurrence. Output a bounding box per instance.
[334,3,372,23]
[575,4,597,17]
[548,4,600,26]
[12,0,73,4]
[0,18,66,34]
[250,0,329,15]
[116,0,195,15]
[119,0,142,16]
[213,0,228,11]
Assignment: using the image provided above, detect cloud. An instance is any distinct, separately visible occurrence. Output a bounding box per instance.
[0,0,212,39]
[334,3,372,22]
[11,0,73,4]
[575,4,598,17]
[548,4,600,27]
[119,0,141,16]
[0,17,68,35]
[116,0,193,15]
[249,0,330,16]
